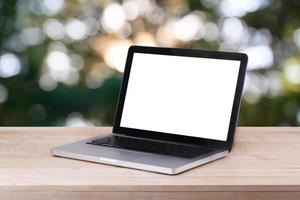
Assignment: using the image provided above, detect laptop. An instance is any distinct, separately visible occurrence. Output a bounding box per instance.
[51,46,248,174]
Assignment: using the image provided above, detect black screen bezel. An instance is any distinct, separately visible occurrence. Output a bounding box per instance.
[113,46,247,151]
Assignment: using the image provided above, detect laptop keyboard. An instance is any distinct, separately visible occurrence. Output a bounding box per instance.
[87,135,213,158]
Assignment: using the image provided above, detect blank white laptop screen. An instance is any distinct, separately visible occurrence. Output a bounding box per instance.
[120,53,241,141]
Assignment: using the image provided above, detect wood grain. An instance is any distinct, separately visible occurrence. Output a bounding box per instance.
[0,127,300,199]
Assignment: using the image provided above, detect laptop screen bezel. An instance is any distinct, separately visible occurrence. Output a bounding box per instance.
[112,45,247,151]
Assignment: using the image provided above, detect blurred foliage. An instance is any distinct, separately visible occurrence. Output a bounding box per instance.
[0,0,300,126]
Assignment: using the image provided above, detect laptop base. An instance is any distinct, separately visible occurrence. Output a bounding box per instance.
[51,134,229,175]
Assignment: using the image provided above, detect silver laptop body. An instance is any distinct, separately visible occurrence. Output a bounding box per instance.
[51,46,247,174]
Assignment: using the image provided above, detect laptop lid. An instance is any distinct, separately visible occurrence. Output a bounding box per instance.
[113,46,247,151]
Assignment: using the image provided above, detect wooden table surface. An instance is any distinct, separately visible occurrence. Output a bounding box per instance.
[0,127,300,200]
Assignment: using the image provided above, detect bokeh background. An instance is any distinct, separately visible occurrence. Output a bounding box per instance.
[0,0,300,126]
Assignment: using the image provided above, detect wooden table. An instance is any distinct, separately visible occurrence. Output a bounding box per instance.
[0,127,300,199]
